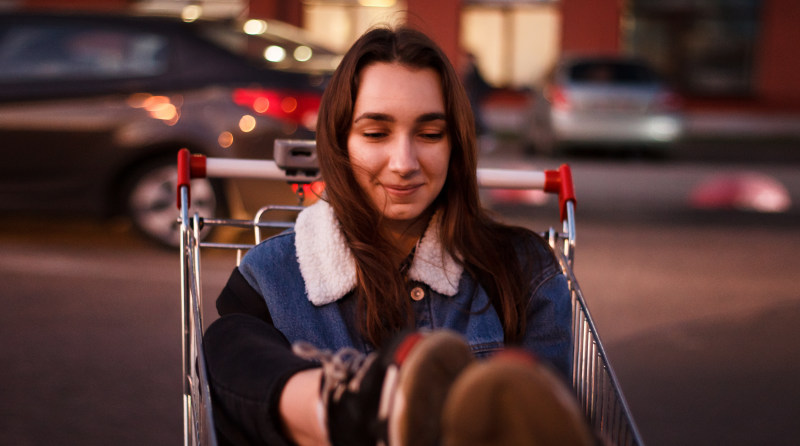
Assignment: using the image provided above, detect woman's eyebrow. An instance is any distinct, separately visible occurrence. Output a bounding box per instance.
[352,112,446,124]
[353,112,393,123]
[416,112,446,123]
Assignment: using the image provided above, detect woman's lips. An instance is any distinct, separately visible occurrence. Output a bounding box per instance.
[384,183,423,197]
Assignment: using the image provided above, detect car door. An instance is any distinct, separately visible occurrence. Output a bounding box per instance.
[0,16,170,213]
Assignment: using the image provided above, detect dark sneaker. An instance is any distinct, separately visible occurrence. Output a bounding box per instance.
[293,330,474,446]
[441,349,596,446]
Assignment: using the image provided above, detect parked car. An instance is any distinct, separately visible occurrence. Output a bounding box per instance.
[0,10,336,246]
[527,55,685,156]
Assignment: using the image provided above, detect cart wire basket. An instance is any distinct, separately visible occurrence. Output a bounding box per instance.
[177,140,644,446]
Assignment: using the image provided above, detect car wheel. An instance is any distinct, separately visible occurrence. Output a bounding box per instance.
[124,158,221,248]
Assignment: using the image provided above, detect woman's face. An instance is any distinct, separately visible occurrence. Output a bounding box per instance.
[347,62,451,231]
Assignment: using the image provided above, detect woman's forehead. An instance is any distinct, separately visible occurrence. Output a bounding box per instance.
[352,62,444,119]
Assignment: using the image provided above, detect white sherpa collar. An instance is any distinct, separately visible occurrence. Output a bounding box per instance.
[294,201,463,306]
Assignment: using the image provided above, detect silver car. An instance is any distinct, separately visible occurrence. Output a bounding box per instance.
[528,56,685,156]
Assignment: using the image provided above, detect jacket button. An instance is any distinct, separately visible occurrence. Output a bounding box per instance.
[410,286,425,301]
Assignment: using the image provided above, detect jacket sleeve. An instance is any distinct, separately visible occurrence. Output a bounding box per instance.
[519,236,573,380]
[216,267,273,324]
[524,270,573,380]
[206,268,316,445]
[204,314,317,446]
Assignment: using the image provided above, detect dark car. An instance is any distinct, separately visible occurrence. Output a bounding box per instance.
[0,10,336,246]
[527,55,685,156]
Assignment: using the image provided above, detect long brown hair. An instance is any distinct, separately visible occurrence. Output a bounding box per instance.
[316,26,547,347]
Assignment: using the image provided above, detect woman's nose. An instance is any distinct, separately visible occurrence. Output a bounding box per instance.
[388,136,419,176]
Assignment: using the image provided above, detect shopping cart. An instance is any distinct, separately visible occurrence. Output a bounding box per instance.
[177,140,644,446]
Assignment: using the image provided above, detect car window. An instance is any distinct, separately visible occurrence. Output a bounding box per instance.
[0,23,168,82]
[569,61,657,84]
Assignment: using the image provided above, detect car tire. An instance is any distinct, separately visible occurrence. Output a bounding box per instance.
[124,157,223,248]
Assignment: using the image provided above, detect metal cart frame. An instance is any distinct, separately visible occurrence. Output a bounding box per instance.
[177,141,644,446]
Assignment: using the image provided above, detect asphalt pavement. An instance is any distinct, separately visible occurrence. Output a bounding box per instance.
[1,134,799,446]
[480,137,800,446]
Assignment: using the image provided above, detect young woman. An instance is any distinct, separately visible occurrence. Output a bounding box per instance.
[204,26,589,446]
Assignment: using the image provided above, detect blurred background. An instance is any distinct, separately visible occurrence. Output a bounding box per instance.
[1,1,798,445]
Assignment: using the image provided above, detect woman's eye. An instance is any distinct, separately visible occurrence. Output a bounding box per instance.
[363,131,387,139]
[419,131,444,141]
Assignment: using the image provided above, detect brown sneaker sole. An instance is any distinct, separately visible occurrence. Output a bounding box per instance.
[384,330,474,446]
[441,351,595,446]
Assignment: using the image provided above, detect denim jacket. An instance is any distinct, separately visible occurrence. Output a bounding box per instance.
[236,201,573,377]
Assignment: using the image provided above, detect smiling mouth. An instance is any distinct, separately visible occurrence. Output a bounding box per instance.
[384,183,423,196]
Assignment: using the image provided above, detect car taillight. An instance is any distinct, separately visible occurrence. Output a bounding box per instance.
[233,88,321,130]
[547,86,570,110]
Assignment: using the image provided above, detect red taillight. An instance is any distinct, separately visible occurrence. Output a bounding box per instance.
[547,85,570,110]
[233,88,321,130]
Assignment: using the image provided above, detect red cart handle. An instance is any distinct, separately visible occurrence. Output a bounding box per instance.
[176,148,209,209]
[179,148,577,224]
[544,164,577,222]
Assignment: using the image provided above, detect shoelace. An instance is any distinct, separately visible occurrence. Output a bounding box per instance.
[293,341,379,406]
